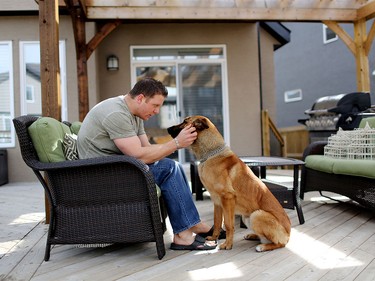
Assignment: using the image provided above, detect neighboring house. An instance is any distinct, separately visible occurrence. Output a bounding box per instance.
[275,22,375,129]
[0,2,289,182]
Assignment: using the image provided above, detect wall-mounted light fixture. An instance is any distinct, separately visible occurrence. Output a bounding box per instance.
[107,55,119,71]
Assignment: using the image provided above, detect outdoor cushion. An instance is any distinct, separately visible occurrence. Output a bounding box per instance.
[305,155,334,174]
[359,116,375,128]
[70,121,82,135]
[28,117,71,162]
[305,155,375,179]
[333,159,375,179]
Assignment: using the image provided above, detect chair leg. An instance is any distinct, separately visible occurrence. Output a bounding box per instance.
[44,242,51,261]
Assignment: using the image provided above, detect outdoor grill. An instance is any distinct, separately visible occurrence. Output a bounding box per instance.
[298,92,373,143]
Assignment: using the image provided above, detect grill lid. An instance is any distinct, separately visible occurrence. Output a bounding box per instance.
[305,92,370,116]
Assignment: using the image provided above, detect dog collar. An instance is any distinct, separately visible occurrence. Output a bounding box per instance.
[199,145,228,163]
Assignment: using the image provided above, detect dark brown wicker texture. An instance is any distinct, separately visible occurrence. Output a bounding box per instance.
[300,141,375,211]
[13,115,167,261]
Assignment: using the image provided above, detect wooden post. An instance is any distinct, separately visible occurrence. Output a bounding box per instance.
[261,110,270,156]
[354,19,370,92]
[39,0,61,224]
[39,0,61,120]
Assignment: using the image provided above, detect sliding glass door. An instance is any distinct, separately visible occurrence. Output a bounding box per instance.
[132,46,227,163]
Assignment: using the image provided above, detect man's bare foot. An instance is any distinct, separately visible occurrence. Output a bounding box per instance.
[191,222,212,234]
[173,229,216,247]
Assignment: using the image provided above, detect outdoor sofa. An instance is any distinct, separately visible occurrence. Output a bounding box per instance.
[300,117,375,211]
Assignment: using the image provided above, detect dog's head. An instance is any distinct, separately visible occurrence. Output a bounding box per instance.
[167,116,210,139]
[167,115,225,158]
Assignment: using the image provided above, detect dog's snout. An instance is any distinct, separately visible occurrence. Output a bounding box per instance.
[167,125,181,138]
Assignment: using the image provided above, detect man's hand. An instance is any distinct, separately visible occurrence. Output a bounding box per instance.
[176,124,197,148]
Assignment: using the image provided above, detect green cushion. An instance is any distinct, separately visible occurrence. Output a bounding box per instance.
[305,155,335,173]
[70,121,82,135]
[359,117,375,128]
[333,159,375,179]
[28,117,71,162]
[306,155,375,179]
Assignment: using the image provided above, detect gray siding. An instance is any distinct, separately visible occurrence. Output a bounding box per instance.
[275,22,375,128]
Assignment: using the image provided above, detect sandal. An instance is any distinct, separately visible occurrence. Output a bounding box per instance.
[198,226,226,240]
[170,235,217,251]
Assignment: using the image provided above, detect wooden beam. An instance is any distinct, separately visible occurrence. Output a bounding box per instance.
[354,19,370,92]
[39,0,61,120]
[323,21,356,55]
[357,0,375,21]
[324,20,371,92]
[86,19,122,59]
[39,0,61,225]
[65,0,89,121]
[86,7,358,22]
[365,19,375,55]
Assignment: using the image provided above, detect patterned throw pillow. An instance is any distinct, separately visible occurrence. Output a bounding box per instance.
[62,133,79,160]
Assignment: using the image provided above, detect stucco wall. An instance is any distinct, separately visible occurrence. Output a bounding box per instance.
[96,23,264,156]
[3,19,278,182]
[1,15,97,182]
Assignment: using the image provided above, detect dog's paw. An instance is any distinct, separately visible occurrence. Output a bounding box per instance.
[206,235,217,241]
[244,233,260,241]
[255,244,265,252]
[219,241,233,250]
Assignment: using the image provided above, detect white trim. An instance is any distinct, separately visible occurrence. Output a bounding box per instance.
[130,45,229,162]
[284,89,303,103]
[26,85,35,102]
[59,41,68,121]
[323,24,338,44]
[0,41,15,148]
[19,41,68,120]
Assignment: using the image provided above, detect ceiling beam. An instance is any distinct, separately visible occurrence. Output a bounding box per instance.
[85,7,360,22]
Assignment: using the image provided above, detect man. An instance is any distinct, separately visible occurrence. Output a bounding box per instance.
[77,77,221,250]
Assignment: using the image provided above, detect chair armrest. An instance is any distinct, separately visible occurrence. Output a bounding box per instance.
[302,141,328,160]
[28,154,148,173]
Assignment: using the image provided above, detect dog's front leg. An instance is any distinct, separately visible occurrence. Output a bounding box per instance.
[220,193,235,250]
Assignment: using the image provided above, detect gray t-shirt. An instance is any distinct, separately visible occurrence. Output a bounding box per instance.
[77,95,145,159]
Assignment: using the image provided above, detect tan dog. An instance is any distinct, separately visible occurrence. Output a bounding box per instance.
[168,116,291,252]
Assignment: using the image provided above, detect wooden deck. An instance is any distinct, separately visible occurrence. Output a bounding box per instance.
[1,171,375,281]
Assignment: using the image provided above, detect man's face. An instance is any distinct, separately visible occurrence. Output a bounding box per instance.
[136,93,165,120]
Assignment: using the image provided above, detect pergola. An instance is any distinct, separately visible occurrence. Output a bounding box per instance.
[39,0,375,121]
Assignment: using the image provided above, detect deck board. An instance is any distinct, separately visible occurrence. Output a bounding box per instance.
[1,172,374,281]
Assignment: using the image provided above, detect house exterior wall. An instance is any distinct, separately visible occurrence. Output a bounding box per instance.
[0,15,98,182]
[96,23,266,156]
[275,22,375,128]
[3,18,279,182]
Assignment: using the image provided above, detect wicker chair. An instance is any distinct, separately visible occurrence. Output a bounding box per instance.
[13,115,167,261]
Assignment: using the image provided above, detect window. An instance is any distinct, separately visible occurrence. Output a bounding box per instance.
[0,41,15,147]
[20,41,68,120]
[26,85,35,102]
[131,45,228,163]
[284,89,302,103]
[323,24,338,44]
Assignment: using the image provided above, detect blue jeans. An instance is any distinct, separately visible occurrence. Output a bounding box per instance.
[148,158,201,234]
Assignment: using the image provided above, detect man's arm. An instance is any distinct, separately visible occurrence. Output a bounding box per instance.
[114,124,197,164]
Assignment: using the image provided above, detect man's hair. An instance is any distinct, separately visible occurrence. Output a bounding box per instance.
[129,77,168,99]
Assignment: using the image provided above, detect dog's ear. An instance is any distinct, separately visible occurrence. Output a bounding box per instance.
[193,118,210,131]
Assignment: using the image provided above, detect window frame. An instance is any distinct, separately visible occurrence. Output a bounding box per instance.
[0,41,15,148]
[323,24,338,44]
[284,89,303,103]
[19,41,68,120]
